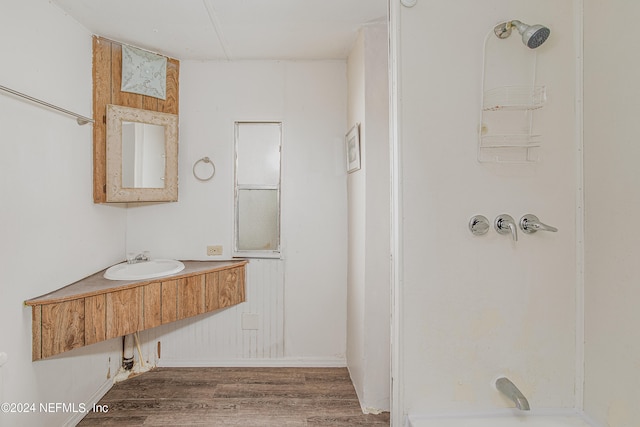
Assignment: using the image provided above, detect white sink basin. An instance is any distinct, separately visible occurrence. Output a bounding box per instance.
[104,259,185,281]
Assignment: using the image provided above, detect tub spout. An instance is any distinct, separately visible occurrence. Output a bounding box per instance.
[496,377,530,410]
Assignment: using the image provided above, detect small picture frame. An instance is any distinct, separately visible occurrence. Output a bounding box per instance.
[345,124,361,173]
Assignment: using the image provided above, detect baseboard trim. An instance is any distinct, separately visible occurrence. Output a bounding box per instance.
[157,357,347,368]
[62,377,113,427]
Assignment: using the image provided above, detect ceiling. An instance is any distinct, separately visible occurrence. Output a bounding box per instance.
[52,0,388,61]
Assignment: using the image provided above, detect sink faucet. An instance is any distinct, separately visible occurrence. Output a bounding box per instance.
[127,251,150,264]
[495,377,530,410]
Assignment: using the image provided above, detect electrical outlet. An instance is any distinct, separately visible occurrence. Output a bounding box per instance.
[207,245,223,256]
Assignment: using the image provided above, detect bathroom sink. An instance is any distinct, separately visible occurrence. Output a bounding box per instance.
[104,259,185,281]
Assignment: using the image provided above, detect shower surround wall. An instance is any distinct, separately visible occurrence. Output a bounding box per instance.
[395,0,578,418]
[583,1,640,425]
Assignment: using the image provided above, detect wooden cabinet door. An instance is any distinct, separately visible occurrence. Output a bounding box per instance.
[176,275,205,320]
[161,279,178,324]
[106,288,143,340]
[205,271,220,311]
[85,294,106,345]
[143,282,162,329]
[219,267,245,308]
[41,299,85,359]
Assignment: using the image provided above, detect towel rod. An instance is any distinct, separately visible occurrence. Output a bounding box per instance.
[0,84,94,125]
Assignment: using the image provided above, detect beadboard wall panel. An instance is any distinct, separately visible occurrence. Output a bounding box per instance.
[138,259,285,365]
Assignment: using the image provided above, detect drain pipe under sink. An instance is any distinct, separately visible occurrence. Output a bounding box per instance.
[122,334,134,370]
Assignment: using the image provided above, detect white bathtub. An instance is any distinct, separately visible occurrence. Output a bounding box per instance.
[407,410,598,427]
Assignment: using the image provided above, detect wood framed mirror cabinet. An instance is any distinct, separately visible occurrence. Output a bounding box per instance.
[105,104,178,202]
[93,36,180,203]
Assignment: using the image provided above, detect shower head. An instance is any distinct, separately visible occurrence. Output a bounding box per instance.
[494,20,550,49]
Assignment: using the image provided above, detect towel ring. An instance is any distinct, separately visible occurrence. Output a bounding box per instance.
[193,157,216,182]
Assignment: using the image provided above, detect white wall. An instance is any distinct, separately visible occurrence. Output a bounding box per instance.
[0,1,124,426]
[0,10,349,416]
[583,1,640,425]
[347,24,391,412]
[0,8,350,424]
[396,0,578,417]
[348,28,368,408]
[127,59,348,364]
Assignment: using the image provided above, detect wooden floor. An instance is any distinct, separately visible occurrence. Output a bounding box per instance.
[78,367,390,426]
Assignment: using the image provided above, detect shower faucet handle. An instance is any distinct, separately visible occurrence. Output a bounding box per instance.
[494,214,518,241]
[519,214,558,233]
[469,215,490,236]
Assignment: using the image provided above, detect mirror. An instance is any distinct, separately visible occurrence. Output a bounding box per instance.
[121,121,166,188]
[105,104,178,202]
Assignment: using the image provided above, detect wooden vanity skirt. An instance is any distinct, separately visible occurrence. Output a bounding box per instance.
[25,260,247,361]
